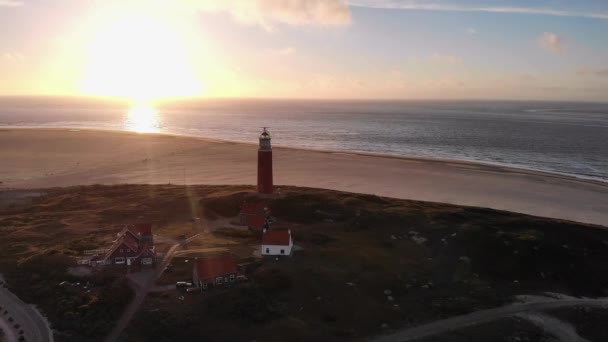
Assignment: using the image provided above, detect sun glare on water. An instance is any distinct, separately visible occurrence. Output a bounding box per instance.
[125,101,160,133]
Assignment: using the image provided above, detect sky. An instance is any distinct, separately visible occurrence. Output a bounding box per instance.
[0,0,607,101]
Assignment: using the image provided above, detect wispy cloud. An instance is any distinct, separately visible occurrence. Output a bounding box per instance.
[268,46,297,56]
[539,32,564,53]
[466,27,476,35]
[2,52,24,61]
[0,0,23,7]
[430,53,463,64]
[190,0,351,31]
[577,67,608,77]
[348,1,608,20]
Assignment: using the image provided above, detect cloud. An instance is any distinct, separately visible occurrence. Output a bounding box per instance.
[577,67,608,77]
[347,1,608,20]
[276,46,296,55]
[191,0,351,30]
[539,32,563,53]
[430,53,463,64]
[519,73,535,82]
[2,52,24,62]
[466,27,476,35]
[0,0,23,7]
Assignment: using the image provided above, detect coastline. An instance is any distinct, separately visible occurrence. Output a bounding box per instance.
[3,126,606,187]
[1,127,607,226]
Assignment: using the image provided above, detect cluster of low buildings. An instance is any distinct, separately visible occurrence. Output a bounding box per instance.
[190,199,293,291]
[81,129,294,293]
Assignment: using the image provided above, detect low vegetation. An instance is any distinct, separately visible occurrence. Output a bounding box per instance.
[0,184,607,341]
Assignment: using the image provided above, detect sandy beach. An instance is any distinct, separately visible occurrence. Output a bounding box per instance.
[1,128,606,226]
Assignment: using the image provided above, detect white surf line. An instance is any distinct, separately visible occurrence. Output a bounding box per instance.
[517,313,590,342]
[374,296,608,342]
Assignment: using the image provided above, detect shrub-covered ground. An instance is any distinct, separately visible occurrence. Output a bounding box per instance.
[1,184,607,341]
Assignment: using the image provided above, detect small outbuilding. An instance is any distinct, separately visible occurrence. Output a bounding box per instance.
[239,200,271,230]
[261,229,293,256]
[192,255,238,290]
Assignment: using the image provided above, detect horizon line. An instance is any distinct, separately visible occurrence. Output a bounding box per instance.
[0,94,607,104]
[348,1,608,20]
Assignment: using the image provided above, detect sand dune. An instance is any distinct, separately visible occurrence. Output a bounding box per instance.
[1,128,606,226]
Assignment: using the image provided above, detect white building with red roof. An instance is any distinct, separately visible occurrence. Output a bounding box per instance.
[192,255,238,290]
[102,223,156,266]
[261,229,293,256]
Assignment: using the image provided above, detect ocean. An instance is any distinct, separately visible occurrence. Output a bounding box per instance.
[1,97,607,182]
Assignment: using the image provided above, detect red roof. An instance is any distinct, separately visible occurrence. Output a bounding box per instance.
[195,255,237,281]
[121,232,140,252]
[103,223,154,261]
[262,230,291,246]
[240,201,270,229]
[247,216,267,230]
[130,223,152,235]
[240,201,269,215]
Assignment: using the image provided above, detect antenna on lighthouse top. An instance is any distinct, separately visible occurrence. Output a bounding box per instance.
[260,127,271,138]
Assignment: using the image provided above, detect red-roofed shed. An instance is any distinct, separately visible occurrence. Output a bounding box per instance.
[239,201,270,230]
[261,229,293,256]
[192,255,238,290]
[262,230,290,246]
[132,223,152,235]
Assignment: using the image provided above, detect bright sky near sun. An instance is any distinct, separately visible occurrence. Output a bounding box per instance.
[0,0,607,101]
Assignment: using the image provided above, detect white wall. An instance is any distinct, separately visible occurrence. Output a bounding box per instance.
[261,237,293,256]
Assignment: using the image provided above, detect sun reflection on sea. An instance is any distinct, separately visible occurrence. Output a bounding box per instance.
[125,101,160,133]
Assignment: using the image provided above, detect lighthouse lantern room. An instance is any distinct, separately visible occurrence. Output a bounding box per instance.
[257,127,274,194]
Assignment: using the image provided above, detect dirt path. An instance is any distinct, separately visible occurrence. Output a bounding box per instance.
[103,232,202,342]
[374,296,608,342]
[0,275,53,342]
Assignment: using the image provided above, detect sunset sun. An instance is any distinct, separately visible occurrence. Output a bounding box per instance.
[1,1,608,341]
[81,13,202,101]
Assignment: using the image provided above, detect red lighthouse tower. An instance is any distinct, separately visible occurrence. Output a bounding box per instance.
[257,127,273,194]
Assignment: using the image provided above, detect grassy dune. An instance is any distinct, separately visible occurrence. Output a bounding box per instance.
[0,185,607,341]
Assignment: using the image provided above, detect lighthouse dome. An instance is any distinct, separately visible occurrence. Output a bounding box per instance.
[259,128,271,139]
[259,128,272,151]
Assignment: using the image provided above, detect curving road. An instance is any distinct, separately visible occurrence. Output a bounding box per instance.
[0,275,54,342]
[0,317,18,342]
[374,296,608,342]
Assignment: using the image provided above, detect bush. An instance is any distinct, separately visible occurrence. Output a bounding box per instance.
[254,268,293,292]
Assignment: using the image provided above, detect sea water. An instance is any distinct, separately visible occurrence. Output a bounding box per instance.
[0,97,606,181]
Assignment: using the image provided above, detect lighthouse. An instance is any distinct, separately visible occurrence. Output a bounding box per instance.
[257,127,273,194]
